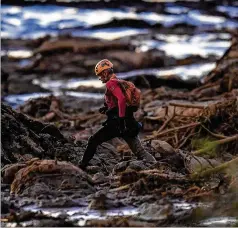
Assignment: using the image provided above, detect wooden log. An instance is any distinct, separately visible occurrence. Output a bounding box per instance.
[169,102,206,109]
[192,135,238,156]
[191,156,238,179]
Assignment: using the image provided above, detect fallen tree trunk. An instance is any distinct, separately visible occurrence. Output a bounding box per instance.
[192,135,238,156]
[191,156,238,179]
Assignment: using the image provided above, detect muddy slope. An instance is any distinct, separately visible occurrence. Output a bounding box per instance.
[1,103,124,173]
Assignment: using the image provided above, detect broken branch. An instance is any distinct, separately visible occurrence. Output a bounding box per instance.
[144,122,201,141]
[169,102,206,109]
[201,124,227,139]
[157,106,176,133]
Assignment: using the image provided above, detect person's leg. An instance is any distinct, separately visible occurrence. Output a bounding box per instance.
[79,124,118,169]
[123,135,156,162]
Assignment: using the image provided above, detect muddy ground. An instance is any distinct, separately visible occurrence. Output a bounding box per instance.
[1,1,238,227]
[1,36,238,226]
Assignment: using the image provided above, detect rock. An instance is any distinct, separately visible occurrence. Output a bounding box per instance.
[138,202,173,221]
[151,140,175,155]
[113,161,128,173]
[22,182,51,197]
[128,160,148,171]
[86,166,101,174]
[92,172,108,184]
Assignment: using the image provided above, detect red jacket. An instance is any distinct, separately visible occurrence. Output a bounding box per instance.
[105,74,126,117]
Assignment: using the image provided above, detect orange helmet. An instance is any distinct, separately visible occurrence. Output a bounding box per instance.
[95,59,113,76]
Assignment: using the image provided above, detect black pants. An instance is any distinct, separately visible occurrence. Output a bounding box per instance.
[80,117,143,167]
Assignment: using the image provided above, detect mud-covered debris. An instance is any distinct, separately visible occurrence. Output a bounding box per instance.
[128,160,148,171]
[113,161,129,173]
[1,210,76,227]
[1,198,19,215]
[177,150,221,174]
[138,202,173,222]
[191,156,238,179]
[84,217,130,227]
[1,102,71,166]
[18,95,105,132]
[1,24,238,228]
[92,172,109,184]
[1,163,27,184]
[34,38,129,54]
[9,159,95,196]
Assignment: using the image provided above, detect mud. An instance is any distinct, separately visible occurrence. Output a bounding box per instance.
[1,0,238,226]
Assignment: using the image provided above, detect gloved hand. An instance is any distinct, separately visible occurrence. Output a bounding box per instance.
[118,117,127,135]
[99,106,108,114]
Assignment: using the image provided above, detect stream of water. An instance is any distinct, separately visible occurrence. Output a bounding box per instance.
[2,2,237,108]
[1,4,238,39]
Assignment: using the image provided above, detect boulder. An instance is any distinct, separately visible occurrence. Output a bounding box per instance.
[151,140,175,155]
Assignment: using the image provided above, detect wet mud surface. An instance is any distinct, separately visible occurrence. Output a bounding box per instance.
[1,0,238,227]
[2,37,238,226]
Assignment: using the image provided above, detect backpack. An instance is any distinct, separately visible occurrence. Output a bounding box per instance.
[116,79,141,107]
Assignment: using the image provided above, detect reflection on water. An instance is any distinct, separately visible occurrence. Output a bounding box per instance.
[1,32,230,59]
[23,205,138,226]
[200,217,237,227]
[135,34,231,58]
[1,2,236,109]
[118,62,216,80]
[20,200,237,227]
[1,4,238,39]
[158,62,216,80]
[1,49,33,58]
[4,92,53,108]
[72,27,149,40]
[31,62,215,93]
[33,78,104,90]
[4,91,103,108]
[217,5,238,18]
[2,61,216,108]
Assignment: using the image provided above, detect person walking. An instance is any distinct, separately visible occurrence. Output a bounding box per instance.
[79,59,156,170]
